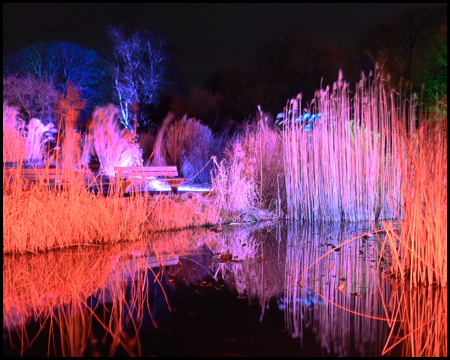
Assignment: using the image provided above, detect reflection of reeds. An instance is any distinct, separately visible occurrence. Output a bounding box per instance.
[3,227,215,356]
[281,221,394,356]
[207,221,398,355]
[209,224,281,300]
[383,285,447,357]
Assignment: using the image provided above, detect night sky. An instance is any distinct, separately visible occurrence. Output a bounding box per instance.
[3,3,446,88]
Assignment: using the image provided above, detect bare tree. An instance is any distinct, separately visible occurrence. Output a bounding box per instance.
[106,25,175,129]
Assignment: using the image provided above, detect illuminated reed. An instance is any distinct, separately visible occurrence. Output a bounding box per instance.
[283,69,413,222]
[383,118,447,288]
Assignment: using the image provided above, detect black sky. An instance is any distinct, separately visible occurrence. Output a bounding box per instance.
[3,3,446,88]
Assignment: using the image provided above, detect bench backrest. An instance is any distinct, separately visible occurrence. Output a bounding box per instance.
[114,166,179,179]
[3,168,76,182]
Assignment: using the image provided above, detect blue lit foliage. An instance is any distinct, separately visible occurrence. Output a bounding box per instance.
[106,25,174,129]
[276,110,322,132]
[13,41,110,116]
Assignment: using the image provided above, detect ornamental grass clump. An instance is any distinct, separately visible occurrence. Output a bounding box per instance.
[87,104,143,177]
[231,121,285,212]
[210,125,278,223]
[164,115,219,184]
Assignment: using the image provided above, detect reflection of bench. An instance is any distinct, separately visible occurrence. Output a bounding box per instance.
[3,167,78,188]
[114,166,186,194]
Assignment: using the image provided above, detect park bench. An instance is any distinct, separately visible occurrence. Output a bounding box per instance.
[3,167,79,189]
[114,166,187,194]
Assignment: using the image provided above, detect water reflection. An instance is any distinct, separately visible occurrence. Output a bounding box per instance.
[3,223,447,356]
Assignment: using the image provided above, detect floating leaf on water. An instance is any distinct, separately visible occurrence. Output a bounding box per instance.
[220,253,232,261]
[338,283,345,293]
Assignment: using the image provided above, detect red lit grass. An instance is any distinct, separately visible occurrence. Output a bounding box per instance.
[383,119,447,288]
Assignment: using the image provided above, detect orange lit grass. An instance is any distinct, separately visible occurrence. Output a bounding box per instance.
[3,178,221,254]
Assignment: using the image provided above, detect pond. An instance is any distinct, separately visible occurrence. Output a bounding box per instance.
[3,222,446,357]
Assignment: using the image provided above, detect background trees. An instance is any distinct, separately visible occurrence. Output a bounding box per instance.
[3,41,111,127]
[357,6,447,100]
[210,29,355,122]
[3,74,62,123]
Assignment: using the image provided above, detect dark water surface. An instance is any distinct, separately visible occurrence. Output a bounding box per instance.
[3,222,446,357]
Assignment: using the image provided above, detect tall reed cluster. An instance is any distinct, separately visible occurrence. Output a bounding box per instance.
[283,70,415,222]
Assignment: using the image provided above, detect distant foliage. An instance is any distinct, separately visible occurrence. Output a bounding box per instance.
[358,6,447,96]
[3,74,62,123]
[5,41,111,118]
[216,30,354,121]
[170,88,223,128]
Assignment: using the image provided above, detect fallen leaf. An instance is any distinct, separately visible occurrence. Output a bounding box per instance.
[327,265,333,269]
[350,292,358,296]
[338,283,345,293]
[257,258,264,262]
[220,253,232,261]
